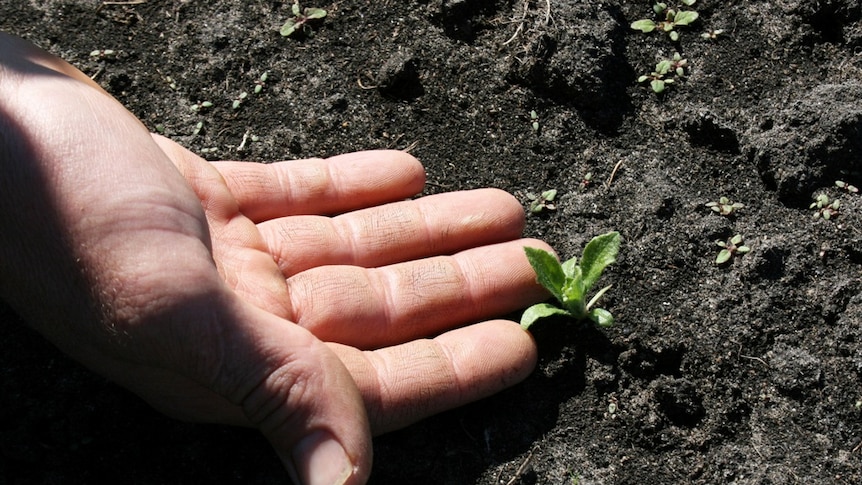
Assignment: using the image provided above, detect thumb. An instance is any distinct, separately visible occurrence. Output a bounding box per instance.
[219,303,372,485]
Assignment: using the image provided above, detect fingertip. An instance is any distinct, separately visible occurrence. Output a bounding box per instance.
[438,320,538,390]
[327,149,426,197]
[485,319,539,378]
[482,187,527,232]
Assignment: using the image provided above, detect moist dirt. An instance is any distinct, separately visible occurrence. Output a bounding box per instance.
[2,0,861,483]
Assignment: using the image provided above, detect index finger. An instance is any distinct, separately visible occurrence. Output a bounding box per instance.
[212,150,426,222]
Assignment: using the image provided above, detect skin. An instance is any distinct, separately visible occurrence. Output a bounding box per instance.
[0,33,550,484]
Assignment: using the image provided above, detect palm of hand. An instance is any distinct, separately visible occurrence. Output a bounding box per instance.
[154,136,543,432]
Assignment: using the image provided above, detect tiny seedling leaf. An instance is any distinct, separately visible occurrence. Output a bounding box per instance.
[716,249,732,265]
[651,79,666,93]
[674,11,699,26]
[586,284,613,312]
[589,308,614,327]
[305,8,327,19]
[631,19,656,32]
[280,19,298,36]
[520,303,572,330]
[561,256,579,279]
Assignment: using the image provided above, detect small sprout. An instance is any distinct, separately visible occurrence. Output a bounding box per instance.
[89,49,116,58]
[706,196,744,216]
[163,76,178,90]
[579,172,594,191]
[254,72,269,94]
[193,121,204,136]
[810,193,840,220]
[190,101,213,112]
[835,180,859,194]
[631,1,699,41]
[638,53,687,93]
[154,123,166,134]
[526,189,557,214]
[715,234,751,265]
[280,1,328,37]
[701,29,725,40]
[521,231,621,330]
[232,91,248,110]
[530,110,540,132]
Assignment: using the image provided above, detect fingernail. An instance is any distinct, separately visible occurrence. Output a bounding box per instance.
[291,430,355,485]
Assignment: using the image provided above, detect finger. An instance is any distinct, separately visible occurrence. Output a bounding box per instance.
[286,239,551,348]
[330,320,537,435]
[211,150,426,222]
[259,188,525,275]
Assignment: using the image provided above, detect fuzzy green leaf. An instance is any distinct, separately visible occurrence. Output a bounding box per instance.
[651,79,666,93]
[588,308,614,327]
[631,19,656,33]
[716,248,732,264]
[524,247,565,302]
[520,303,572,330]
[580,231,621,291]
[674,11,698,26]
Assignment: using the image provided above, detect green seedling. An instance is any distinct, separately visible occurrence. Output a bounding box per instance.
[631,1,699,41]
[579,172,594,191]
[701,28,725,40]
[530,110,540,132]
[706,196,744,216]
[526,189,557,214]
[810,193,840,220]
[232,91,248,110]
[835,180,859,194]
[89,49,116,58]
[638,52,687,93]
[190,101,213,112]
[280,1,327,37]
[715,234,750,265]
[521,231,621,330]
[254,72,269,94]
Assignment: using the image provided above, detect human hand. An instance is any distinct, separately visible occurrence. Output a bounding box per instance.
[0,33,549,484]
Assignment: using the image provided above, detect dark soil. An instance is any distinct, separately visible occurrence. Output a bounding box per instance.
[2,0,862,483]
